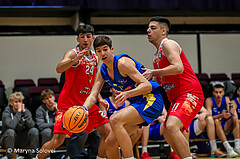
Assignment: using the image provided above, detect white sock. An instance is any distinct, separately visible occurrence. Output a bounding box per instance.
[183,157,192,159]
[96,156,106,159]
[124,157,135,159]
[142,146,148,153]
[210,140,217,152]
[235,139,240,150]
[223,141,232,151]
[170,147,174,152]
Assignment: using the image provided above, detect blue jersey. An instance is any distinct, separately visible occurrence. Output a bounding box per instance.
[106,97,125,118]
[100,54,164,125]
[234,98,240,119]
[100,54,161,102]
[211,96,227,121]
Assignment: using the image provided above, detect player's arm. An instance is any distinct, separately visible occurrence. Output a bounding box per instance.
[205,97,217,118]
[115,57,152,106]
[153,40,183,76]
[142,40,183,80]
[56,48,88,73]
[83,69,105,110]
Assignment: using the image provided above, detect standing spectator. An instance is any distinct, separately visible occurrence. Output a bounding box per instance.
[36,89,57,146]
[206,84,240,157]
[0,92,39,159]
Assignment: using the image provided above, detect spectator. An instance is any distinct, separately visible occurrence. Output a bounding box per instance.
[36,89,57,145]
[0,92,39,159]
[188,106,227,157]
[231,86,240,136]
[205,84,240,157]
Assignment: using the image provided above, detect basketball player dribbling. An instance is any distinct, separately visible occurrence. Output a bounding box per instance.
[142,16,204,159]
[36,24,111,159]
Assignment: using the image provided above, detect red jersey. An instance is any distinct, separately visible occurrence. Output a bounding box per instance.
[153,38,204,103]
[58,48,98,111]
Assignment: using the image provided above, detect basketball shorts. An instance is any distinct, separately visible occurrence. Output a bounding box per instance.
[165,93,204,132]
[149,123,165,141]
[131,89,164,126]
[53,104,109,136]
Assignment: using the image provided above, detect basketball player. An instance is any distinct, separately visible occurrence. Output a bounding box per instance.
[36,25,111,159]
[83,35,164,159]
[142,16,204,159]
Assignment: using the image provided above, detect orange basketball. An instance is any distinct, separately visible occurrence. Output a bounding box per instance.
[63,107,89,133]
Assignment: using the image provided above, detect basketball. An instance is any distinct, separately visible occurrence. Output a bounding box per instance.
[63,107,89,133]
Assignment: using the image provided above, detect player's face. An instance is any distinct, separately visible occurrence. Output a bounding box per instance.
[213,88,224,100]
[95,44,114,63]
[147,21,167,44]
[42,95,55,107]
[77,33,94,51]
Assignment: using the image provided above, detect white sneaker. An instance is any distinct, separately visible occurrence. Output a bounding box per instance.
[234,148,240,155]
[227,148,238,158]
[1,156,8,159]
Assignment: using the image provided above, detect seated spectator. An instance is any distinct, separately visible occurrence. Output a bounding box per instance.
[36,89,57,146]
[206,84,240,157]
[231,86,240,137]
[0,92,39,158]
[189,106,226,157]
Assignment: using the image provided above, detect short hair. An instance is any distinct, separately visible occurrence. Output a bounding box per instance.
[9,92,24,102]
[76,24,94,36]
[93,35,112,50]
[213,84,224,89]
[149,16,171,30]
[40,89,54,100]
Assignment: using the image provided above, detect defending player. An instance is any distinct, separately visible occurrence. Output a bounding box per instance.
[36,25,111,159]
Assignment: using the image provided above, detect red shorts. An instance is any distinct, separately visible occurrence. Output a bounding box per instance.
[164,93,204,132]
[53,104,109,136]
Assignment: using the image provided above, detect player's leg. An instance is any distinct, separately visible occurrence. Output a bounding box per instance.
[95,122,112,158]
[224,117,240,154]
[110,106,146,158]
[163,115,191,158]
[37,133,66,159]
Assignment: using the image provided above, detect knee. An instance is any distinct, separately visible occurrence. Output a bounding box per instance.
[206,116,214,125]
[41,128,52,138]
[29,127,39,137]
[165,121,178,134]
[105,134,118,148]
[109,115,121,129]
[5,129,15,138]
[214,119,221,126]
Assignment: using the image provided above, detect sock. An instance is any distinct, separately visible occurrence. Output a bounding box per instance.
[170,147,174,152]
[210,140,217,152]
[142,146,148,153]
[235,139,240,150]
[183,157,192,159]
[96,156,106,159]
[223,141,232,151]
[124,157,135,159]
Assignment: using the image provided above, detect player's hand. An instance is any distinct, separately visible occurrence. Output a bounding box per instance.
[157,115,166,123]
[115,90,128,107]
[98,98,109,111]
[197,113,206,121]
[80,105,89,115]
[72,48,88,64]
[141,68,153,80]
[222,110,231,119]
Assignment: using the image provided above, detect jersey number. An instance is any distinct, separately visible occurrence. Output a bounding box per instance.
[86,65,94,75]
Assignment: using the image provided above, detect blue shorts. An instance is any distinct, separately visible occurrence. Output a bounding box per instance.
[189,119,206,139]
[131,89,164,126]
[149,122,165,140]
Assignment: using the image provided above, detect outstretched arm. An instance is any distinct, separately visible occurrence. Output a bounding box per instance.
[56,48,88,73]
[83,69,105,110]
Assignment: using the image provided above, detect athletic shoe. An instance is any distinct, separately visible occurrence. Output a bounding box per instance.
[234,148,240,155]
[170,151,180,159]
[227,148,238,158]
[211,148,227,158]
[141,152,152,159]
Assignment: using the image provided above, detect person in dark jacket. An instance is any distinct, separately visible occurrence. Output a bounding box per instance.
[36,89,57,146]
[0,91,39,159]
